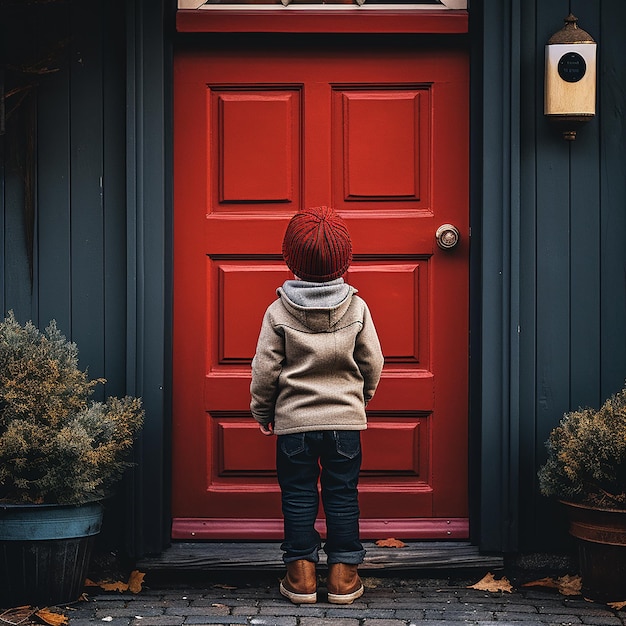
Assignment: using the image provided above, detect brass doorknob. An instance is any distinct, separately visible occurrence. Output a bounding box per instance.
[435,224,460,249]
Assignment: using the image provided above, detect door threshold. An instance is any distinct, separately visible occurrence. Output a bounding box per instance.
[137,540,503,573]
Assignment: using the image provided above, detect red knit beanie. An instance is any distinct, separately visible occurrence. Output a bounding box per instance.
[282,206,352,282]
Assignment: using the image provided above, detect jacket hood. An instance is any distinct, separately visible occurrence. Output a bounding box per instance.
[277,279,356,332]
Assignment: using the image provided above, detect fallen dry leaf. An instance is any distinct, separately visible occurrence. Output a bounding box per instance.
[127,570,145,594]
[89,570,146,594]
[523,575,581,596]
[0,606,37,626]
[555,574,582,596]
[98,580,129,592]
[375,537,406,548]
[608,600,626,610]
[522,576,559,589]
[468,572,513,593]
[35,609,68,626]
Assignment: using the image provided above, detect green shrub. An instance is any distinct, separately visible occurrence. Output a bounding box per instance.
[0,311,143,505]
[538,383,626,509]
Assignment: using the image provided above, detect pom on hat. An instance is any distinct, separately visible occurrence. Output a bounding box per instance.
[282,206,352,282]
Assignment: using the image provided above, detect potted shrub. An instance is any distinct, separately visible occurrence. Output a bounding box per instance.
[0,311,144,607]
[538,382,626,602]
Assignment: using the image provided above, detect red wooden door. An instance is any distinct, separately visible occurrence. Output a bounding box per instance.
[173,36,469,539]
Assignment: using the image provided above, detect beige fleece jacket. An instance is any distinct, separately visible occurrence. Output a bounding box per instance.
[250,281,384,435]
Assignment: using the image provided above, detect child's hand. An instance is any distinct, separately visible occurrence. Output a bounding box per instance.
[259,422,274,436]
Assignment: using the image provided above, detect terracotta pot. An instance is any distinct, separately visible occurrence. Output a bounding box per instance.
[561,500,626,602]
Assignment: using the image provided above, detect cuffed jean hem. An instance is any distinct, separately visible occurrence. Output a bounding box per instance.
[325,548,366,565]
[283,548,366,565]
[282,548,320,564]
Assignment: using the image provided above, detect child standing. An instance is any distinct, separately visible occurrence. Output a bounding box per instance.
[250,206,384,605]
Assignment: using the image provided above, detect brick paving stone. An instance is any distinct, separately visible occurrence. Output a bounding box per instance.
[392,608,425,620]
[183,616,248,625]
[96,608,159,619]
[120,607,166,617]
[248,617,297,625]
[230,606,260,616]
[482,622,547,626]
[165,606,230,616]
[214,597,260,606]
[581,615,622,626]
[540,607,616,616]
[425,608,496,620]
[256,606,326,617]
[416,620,467,626]
[299,618,360,626]
[473,602,539,612]
[130,601,171,609]
[361,617,406,626]
[197,597,232,605]
[325,607,396,619]
[538,606,611,616]
[256,599,294,607]
[124,617,184,626]
[494,611,545,621]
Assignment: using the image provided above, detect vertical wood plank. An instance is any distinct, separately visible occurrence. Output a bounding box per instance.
[36,1,72,334]
[474,0,520,552]
[534,0,572,475]
[126,0,171,557]
[517,0,539,551]
[569,0,601,412]
[599,0,626,400]
[1,7,37,320]
[2,9,36,319]
[103,0,129,397]
[2,169,32,320]
[69,0,105,387]
[520,0,572,552]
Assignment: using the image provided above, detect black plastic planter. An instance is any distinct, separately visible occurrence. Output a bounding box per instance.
[0,502,103,607]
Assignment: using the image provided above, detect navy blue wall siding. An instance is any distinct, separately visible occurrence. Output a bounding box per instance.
[125,0,172,558]
[599,0,626,403]
[0,0,150,553]
[517,0,626,551]
[475,0,626,552]
[1,0,126,395]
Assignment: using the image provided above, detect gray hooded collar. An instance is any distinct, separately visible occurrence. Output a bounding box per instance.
[277,278,356,331]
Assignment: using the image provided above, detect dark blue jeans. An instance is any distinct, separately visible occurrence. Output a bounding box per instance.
[276,430,366,565]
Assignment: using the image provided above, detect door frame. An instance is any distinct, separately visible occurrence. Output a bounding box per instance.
[125,0,524,557]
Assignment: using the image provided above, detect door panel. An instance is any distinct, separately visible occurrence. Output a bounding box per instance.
[173,38,469,539]
[335,88,427,202]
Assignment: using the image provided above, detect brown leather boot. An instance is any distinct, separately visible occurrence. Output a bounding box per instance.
[279,559,317,604]
[327,563,364,604]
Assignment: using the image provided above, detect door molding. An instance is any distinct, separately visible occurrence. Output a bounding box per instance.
[176,7,468,33]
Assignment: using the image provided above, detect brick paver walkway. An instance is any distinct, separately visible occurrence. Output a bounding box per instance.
[62,574,626,626]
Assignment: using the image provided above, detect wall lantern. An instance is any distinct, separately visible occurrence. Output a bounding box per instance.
[544,14,597,141]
